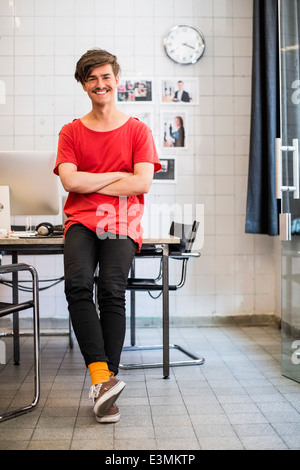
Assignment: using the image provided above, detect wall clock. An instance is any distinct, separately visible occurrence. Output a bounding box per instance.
[163,25,206,65]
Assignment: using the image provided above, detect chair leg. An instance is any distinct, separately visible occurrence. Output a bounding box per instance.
[120,344,205,370]
[121,250,205,373]
[0,265,40,422]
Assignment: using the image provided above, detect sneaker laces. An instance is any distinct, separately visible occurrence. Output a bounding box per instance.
[89,383,102,401]
[89,373,114,402]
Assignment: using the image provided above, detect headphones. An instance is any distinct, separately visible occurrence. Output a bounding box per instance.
[36,222,64,237]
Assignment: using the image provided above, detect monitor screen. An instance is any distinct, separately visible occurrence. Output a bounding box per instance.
[0,150,59,216]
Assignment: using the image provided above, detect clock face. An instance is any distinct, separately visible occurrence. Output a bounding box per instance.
[164,25,205,65]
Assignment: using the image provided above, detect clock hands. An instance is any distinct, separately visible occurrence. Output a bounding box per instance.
[170,43,196,54]
[183,43,196,50]
[169,44,182,54]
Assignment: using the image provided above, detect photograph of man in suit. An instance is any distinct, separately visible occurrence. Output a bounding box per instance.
[173,80,190,102]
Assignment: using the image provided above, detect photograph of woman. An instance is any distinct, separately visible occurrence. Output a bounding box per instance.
[161,112,187,148]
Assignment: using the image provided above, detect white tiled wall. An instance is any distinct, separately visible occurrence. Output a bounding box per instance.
[0,0,279,324]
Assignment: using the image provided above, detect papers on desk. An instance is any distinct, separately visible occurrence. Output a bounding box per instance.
[9,231,37,238]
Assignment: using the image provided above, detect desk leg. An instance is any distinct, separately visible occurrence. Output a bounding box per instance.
[162,244,170,379]
[130,259,136,346]
[12,252,20,365]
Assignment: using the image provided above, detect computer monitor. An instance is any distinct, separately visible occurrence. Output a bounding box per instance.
[0,151,59,230]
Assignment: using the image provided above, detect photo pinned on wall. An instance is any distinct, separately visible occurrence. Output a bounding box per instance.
[117,78,153,103]
[153,157,176,183]
[160,111,187,149]
[160,78,198,105]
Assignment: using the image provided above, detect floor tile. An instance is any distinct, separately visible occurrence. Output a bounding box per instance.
[1,325,300,450]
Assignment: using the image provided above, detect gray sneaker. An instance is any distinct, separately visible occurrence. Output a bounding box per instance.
[89,377,126,417]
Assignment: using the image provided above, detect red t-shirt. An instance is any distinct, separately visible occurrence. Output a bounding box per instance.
[54,117,161,250]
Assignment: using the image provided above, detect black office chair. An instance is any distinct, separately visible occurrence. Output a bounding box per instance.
[0,263,40,422]
[120,221,205,370]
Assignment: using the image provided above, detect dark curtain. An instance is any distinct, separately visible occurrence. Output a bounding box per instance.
[245,0,280,236]
[281,1,300,221]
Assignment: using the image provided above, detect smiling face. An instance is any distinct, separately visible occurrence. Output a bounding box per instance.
[82,64,119,107]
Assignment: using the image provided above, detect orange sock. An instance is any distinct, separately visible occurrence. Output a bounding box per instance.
[88,361,112,385]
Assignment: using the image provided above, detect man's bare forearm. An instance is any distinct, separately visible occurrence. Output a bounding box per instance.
[98,163,154,196]
[58,163,132,194]
[97,174,149,196]
[65,171,131,193]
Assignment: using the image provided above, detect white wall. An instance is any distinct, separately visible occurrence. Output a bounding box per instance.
[0,0,279,326]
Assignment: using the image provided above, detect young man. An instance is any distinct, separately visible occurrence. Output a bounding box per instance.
[54,49,161,423]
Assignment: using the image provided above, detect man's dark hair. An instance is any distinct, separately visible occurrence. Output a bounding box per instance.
[74,48,121,84]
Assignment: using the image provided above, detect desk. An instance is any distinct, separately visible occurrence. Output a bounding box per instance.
[0,235,180,378]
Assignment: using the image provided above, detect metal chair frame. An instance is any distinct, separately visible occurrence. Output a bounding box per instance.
[0,263,40,422]
[120,221,205,372]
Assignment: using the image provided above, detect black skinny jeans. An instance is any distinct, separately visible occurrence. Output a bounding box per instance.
[64,224,137,375]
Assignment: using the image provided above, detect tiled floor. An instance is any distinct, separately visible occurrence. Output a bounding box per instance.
[1,325,300,450]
